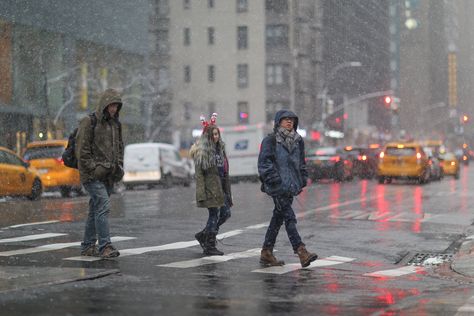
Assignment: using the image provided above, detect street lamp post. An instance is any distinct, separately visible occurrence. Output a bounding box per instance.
[320,61,362,122]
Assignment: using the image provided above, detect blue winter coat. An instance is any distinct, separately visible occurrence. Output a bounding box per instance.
[258,110,308,197]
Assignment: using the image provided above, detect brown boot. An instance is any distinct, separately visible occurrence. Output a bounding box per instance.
[260,248,285,267]
[296,244,318,267]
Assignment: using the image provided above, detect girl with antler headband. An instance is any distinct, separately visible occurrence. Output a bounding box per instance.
[190,113,233,256]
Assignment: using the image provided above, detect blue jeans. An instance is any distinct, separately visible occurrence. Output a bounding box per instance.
[204,194,231,233]
[81,180,113,253]
[262,195,303,252]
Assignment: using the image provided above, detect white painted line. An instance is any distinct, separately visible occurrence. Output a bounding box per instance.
[0,236,135,257]
[157,248,261,268]
[64,256,103,262]
[364,266,424,278]
[252,256,355,275]
[298,195,384,218]
[457,296,474,315]
[0,233,67,243]
[2,220,60,229]
[245,223,269,230]
[465,235,474,240]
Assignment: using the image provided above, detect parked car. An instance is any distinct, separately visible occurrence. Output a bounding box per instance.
[305,147,353,182]
[439,152,460,179]
[0,146,42,199]
[377,142,430,184]
[423,147,443,181]
[23,140,83,197]
[344,146,378,179]
[123,143,192,189]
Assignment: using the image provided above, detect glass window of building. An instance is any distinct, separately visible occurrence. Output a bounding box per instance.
[266,25,288,47]
[183,102,192,121]
[208,65,215,82]
[208,27,215,45]
[156,30,169,53]
[237,102,249,124]
[184,65,191,83]
[237,64,248,88]
[183,0,190,9]
[265,0,288,13]
[266,64,289,86]
[157,0,169,14]
[184,28,191,46]
[237,26,248,50]
[237,0,248,12]
[208,0,214,8]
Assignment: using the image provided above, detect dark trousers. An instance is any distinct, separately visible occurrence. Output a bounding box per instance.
[204,194,232,233]
[262,195,303,252]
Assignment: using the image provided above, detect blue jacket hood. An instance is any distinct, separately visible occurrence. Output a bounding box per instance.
[274,110,299,131]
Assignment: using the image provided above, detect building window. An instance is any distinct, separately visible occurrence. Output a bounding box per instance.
[183,0,190,9]
[237,0,248,12]
[237,64,248,88]
[266,101,287,123]
[237,102,249,124]
[266,25,288,47]
[184,65,191,83]
[208,27,215,45]
[184,28,191,46]
[157,0,169,15]
[237,26,248,50]
[208,65,215,82]
[266,64,289,86]
[208,0,214,8]
[265,0,288,13]
[208,102,216,115]
[156,30,169,53]
[158,67,169,91]
[183,102,192,121]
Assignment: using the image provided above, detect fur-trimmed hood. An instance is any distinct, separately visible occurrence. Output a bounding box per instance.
[190,134,226,170]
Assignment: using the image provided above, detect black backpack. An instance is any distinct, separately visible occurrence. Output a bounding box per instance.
[62,113,97,169]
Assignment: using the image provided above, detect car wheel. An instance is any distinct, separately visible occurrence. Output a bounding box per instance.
[454,172,460,180]
[60,186,72,198]
[29,178,42,200]
[378,176,385,184]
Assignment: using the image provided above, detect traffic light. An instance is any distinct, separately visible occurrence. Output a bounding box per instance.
[384,96,392,108]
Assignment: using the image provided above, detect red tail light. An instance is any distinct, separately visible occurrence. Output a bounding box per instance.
[55,158,64,165]
[361,155,367,161]
[330,156,340,162]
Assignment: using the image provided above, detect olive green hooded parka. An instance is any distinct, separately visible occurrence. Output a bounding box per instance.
[75,89,124,184]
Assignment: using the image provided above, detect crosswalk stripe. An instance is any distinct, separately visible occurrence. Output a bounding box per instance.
[0,233,67,243]
[363,266,424,278]
[0,236,135,257]
[157,248,261,268]
[252,256,355,275]
[2,220,60,229]
[456,296,474,315]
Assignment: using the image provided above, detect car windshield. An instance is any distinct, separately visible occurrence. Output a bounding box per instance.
[23,146,64,160]
[385,147,417,157]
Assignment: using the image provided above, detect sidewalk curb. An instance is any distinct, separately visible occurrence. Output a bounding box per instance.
[451,237,474,278]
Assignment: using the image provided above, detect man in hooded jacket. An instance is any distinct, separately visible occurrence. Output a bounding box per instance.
[258,109,318,267]
[75,88,124,258]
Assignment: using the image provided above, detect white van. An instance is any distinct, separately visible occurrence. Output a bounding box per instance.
[123,143,191,189]
[219,124,266,180]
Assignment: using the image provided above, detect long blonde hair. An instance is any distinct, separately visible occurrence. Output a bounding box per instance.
[190,126,225,170]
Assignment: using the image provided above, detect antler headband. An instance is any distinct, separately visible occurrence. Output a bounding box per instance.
[200,113,218,133]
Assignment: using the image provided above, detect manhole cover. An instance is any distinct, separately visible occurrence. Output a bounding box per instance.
[406,253,454,266]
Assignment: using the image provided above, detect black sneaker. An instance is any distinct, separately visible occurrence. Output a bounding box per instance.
[81,244,98,257]
[100,244,120,258]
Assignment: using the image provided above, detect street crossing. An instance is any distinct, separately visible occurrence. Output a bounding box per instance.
[0,226,429,280]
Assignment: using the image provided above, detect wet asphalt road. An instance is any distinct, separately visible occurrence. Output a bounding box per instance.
[1,167,474,315]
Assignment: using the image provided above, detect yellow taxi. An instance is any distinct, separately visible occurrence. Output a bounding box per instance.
[23,140,82,197]
[0,146,42,199]
[377,142,430,184]
[439,152,460,179]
